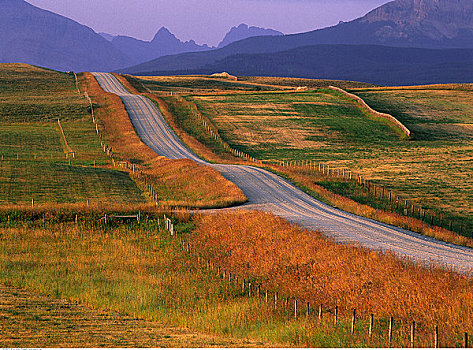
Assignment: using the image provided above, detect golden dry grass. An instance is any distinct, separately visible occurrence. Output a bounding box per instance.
[191,210,473,347]
[0,284,257,348]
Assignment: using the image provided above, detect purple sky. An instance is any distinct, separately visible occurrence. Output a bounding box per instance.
[26,0,392,46]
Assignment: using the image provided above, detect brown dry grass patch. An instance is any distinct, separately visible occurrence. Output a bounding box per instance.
[192,210,473,345]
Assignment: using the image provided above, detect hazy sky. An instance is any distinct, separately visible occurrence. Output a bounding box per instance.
[26,0,392,46]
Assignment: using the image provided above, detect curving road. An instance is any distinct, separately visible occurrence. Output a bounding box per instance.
[92,72,473,273]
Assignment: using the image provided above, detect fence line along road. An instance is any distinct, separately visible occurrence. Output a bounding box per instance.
[91,72,473,273]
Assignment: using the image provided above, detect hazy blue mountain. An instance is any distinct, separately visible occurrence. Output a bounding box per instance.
[121,44,473,86]
[0,0,132,71]
[110,27,212,65]
[218,24,283,48]
[121,0,473,78]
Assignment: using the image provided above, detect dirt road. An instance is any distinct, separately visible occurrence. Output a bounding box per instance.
[92,72,473,273]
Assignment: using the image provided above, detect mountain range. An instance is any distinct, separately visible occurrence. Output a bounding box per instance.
[0,0,283,72]
[2,0,473,85]
[120,0,473,85]
[109,27,212,66]
[0,0,130,72]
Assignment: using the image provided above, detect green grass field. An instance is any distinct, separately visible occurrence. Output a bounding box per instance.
[0,64,145,205]
[136,75,285,94]
[137,74,473,230]
[189,90,401,161]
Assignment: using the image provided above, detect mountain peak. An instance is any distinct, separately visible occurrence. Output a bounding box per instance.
[152,26,174,39]
[218,23,283,48]
[359,0,473,39]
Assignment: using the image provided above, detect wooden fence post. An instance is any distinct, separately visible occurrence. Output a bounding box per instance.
[434,325,439,348]
[334,306,338,325]
[294,300,297,319]
[318,304,323,320]
[306,302,310,318]
[351,309,356,334]
[388,317,394,343]
[369,314,374,338]
[465,332,469,348]
[411,321,415,348]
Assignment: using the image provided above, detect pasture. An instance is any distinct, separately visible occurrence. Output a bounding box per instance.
[0,64,145,205]
[136,75,473,230]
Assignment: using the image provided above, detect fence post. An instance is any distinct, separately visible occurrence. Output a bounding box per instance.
[465,332,469,349]
[318,304,323,320]
[388,317,394,343]
[334,306,338,325]
[351,309,356,334]
[434,325,439,348]
[306,302,310,319]
[294,300,297,319]
[369,314,374,338]
[411,321,415,348]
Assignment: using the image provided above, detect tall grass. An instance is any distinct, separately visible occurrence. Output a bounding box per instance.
[0,219,377,347]
[190,210,473,347]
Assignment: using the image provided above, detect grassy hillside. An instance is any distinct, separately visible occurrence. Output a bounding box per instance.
[347,86,473,226]
[135,74,472,232]
[189,90,402,160]
[136,75,283,94]
[0,64,145,205]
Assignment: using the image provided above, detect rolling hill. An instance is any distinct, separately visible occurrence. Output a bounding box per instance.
[121,44,473,86]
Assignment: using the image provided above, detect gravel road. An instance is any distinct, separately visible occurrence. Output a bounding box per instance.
[92,72,473,273]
